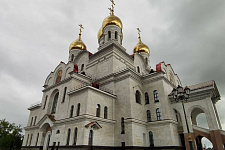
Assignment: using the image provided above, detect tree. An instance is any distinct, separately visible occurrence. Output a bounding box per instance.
[0,119,23,150]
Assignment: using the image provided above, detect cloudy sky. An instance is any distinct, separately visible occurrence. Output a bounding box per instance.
[0,0,225,146]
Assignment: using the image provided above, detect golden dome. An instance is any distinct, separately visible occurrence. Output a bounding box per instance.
[98,27,103,41]
[133,42,150,54]
[102,15,123,30]
[69,38,86,50]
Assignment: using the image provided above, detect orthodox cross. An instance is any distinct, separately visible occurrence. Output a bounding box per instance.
[78,24,84,40]
[137,28,142,43]
[108,0,115,15]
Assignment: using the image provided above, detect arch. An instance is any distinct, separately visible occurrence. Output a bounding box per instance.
[145,92,149,104]
[135,90,141,104]
[115,31,118,39]
[74,127,78,145]
[104,106,108,119]
[149,131,154,147]
[62,87,67,102]
[43,131,51,150]
[66,128,71,145]
[156,108,161,120]
[137,66,140,73]
[51,92,59,114]
[121,117,125,134]
[71,54,74,62]
[88,130,93,145]
[81,64,84,71]
[70,105,74,118]
[153,90,159,102]
[147,110,151,122]
[108,31,111,39]
[96,104,101,117]
[43,95,48,109]
[76,103,80,116]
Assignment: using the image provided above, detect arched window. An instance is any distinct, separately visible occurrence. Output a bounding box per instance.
[153,90,159,102]
[145,58,148,64]
[43,95,48,109]
[33,116,37,126]
[121,117,125,134]
[96,104,101,117]
[29,134,33,146]
[137,66,140,73]
[51,92,59,114]
[35,133,39,146]
[26,134,29,146]
[88,130,93,145]
[135,90,141,104]
[104,106,108,119]
[145,92,149,104]
[149,131,154,147]
[74,127,78,145]
[76,103,80,116]
[55,70,62,83]
[47,134,51,148]
[156,108,161,120]
[62,87,67,102]
[66,128,71,145]
[108,31,111,39]
[70,105,74,118]
[30,117,33,126]
[71,54,74,62]
[115,31,118,39]
[81,64,84,71]
[174,110,178,122]
[147,110,151,122]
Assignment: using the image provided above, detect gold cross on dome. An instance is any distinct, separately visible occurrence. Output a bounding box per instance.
[109,0,115,15]
[79,24,84,35]
[137,28,142,43]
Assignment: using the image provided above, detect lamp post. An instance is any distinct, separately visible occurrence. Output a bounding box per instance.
[172,85,193,150]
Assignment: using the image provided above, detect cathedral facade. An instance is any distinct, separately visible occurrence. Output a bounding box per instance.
[22,2,225,150]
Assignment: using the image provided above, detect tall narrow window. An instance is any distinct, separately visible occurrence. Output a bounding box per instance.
[67,128,71,145]
[145,92,149,104]
[147,110,151,122]
[108,31,111,39]
[156,108,161,120]
[70,105,74,118]
[33,116,37,126]
[26,134,29,146]
[153,90,159,102]
[96,104,101,117]
[149,131,154,147]
[115,31,118,39]
[135,90,141,104]
[30,117,33,126]
[47,134,51,149]
[43,95,48,109]
[104,106,108,119]
[35,133,39,146]
[145,58,148,64]
[76,103,80,116]
[137,66,140,73]
[74,127,78,145]
[51,92,59,114]
[81,64,84,71]
[121,117,125,134]
[62,87,67,102]
[71,54,74,62]
[29,134,33,146]
[175,110,179,122]
[88,130,93,145]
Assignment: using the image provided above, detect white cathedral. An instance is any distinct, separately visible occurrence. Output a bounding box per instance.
[22,1,225,150]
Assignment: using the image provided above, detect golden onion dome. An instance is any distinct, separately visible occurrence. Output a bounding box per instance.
[69,38,86,50]
[98,27,103,41]
[102,14,123,30]
[133,28,150,54]
[133,42,150,54]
